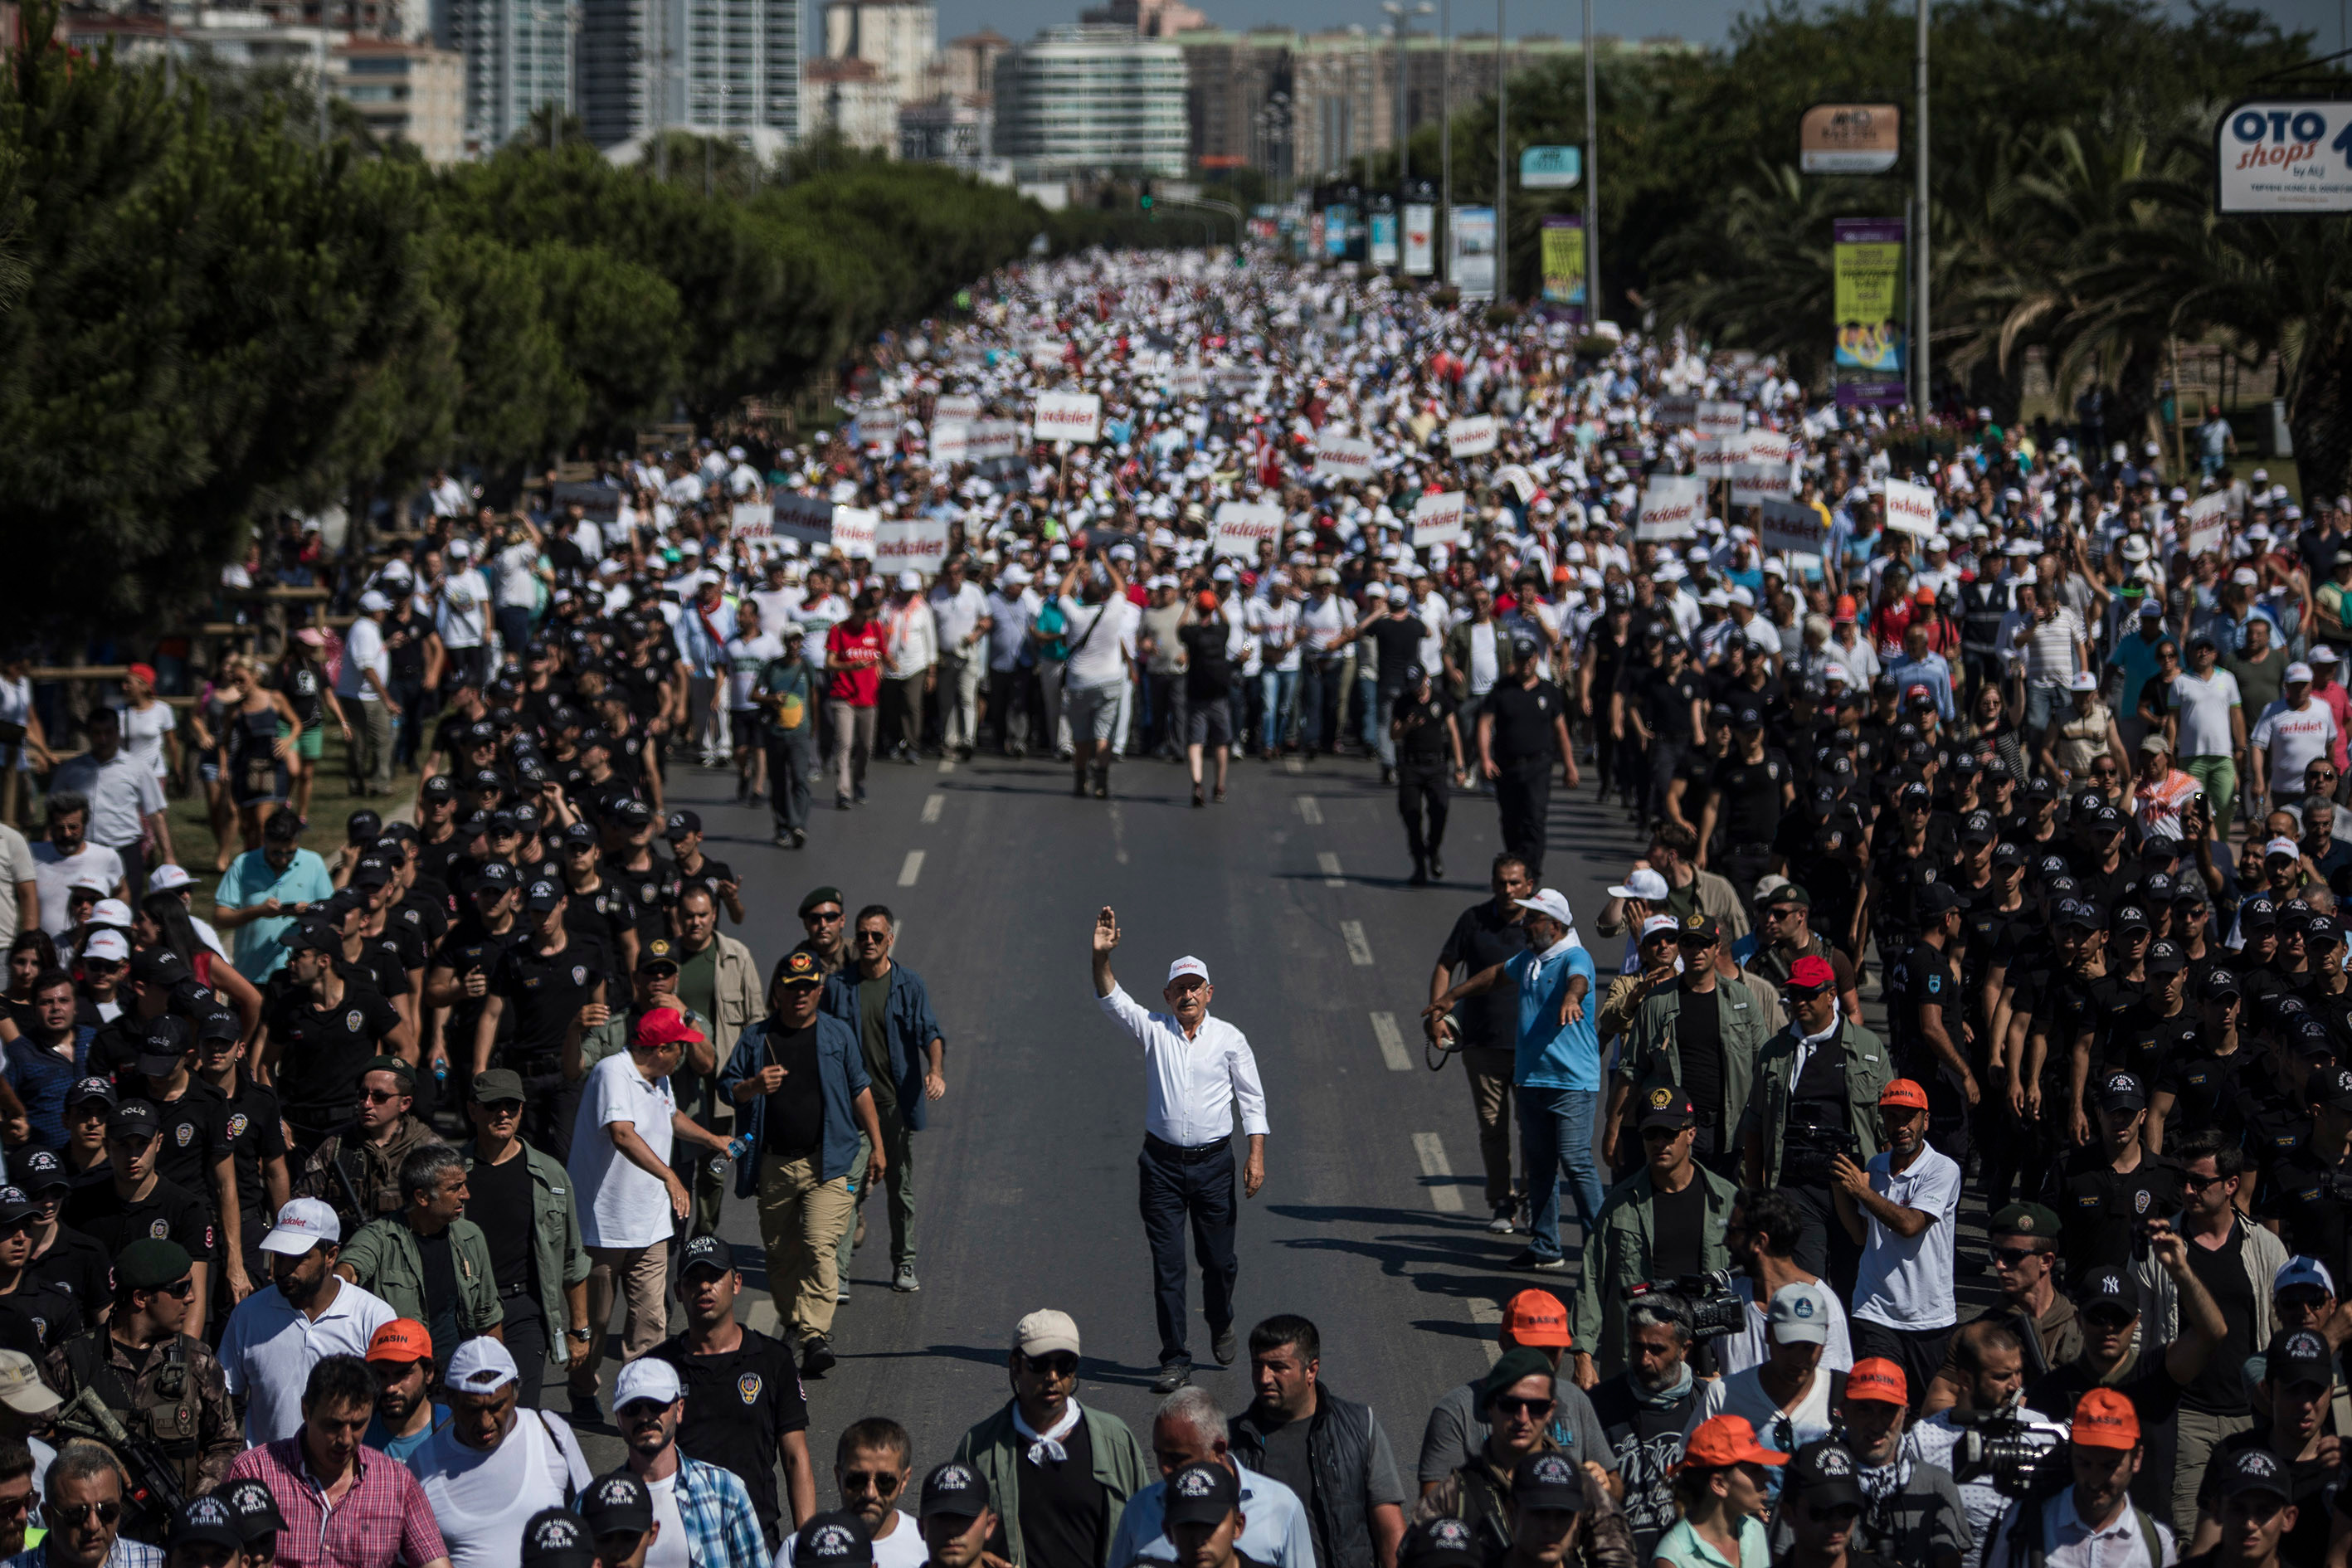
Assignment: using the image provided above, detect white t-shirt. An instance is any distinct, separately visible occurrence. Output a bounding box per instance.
[1852,1143,1964,1330]
[1059,596,1137,689]
[495,543,541,609]
[335,617,387,701]
[725,633,786,710]
[115,704,175,782]
[930,581,989,649]
[1468,621,1500,694]
[218,1278,398,1444]
[1715,1277,1854,1380]
[1683,1366,1836,1496]
[411,1410,594,1568]
[568,1052,679,1249]
[2168,669,2242,759]
[1249,597,1303,674]
[0,825,33,939]
[2250,697,2339,785]
[646,1472,691,1568]
[777,1511,926,1568]
[31,841,125,935]
[438,567,489,648]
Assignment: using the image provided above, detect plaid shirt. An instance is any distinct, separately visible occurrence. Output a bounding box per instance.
[5,1541,162,1568]
[226,1438,449,1568]
[659,1455,767,1566]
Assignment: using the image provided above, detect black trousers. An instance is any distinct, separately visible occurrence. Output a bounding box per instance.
[1851,1320,1954,1415]
[502,1286,549,1409]
[519,1063,583,1165]
[1642,740,1685,828]
[1399,763,1450,861]
[1138,1138,1237,1367]
[1782,1180,1865,1303]
[1495,755,1553,879]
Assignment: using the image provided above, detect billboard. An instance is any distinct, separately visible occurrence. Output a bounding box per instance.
[1519,146,1582,188]
[1369,211,1399,266]
[1450,206,1497,300]
[1833,217,1907,407]
[1540,215,1585,318]
[1799,105,1901,173]
[1403,203,1436,275]
[2215,100,2352,213]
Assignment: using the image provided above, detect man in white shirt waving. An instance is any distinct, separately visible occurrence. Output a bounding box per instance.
[1833,1077,1963,1410]
[1091,908,1269,1394]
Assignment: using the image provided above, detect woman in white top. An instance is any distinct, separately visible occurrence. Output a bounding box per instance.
[1652,1415,1782,1568]
[0,654,53,831]
[114,662,180,795]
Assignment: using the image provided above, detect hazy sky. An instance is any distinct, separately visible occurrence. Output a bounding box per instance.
[931,0,2340,56]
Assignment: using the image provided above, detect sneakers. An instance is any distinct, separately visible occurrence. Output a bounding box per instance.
[1488,1202,1516,1235]
[1151,1361,1192,1394]
[1211,1327,1237,1365]
[1429,851,1444,879]
[894,1263,920,1293]
[1507,1249,1567,1272]
[801,1335,837,1376]
[774,831,795,849]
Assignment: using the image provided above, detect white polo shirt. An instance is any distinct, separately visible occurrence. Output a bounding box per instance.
[218,1275,397,1444]
[1984,1489,2175,1568]
[568,1051,678,1249]
[1850,1141,1963,1331]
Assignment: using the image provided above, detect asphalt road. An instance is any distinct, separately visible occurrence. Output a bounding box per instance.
[558,743,1999,1493]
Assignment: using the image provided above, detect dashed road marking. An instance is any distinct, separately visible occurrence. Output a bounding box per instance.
[921,794,944,824]
[898,851,925,887]
[1283,757,1304,774]
[1413,1133,1464,1211]
[1297,796,1323,825]
[1468,1298,1504,1363]
[747,1299,781,1337]
[1369,1012,1412,1072]
[1317,851,1343,886]
[1341,921,1374,966]
[937,758,957,774]
[1109,803,1130,864]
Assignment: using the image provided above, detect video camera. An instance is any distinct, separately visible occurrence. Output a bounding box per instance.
[1628,1268,1747,1341]
[1780,1103,1858,1186]
[1943,1405,2071,1499]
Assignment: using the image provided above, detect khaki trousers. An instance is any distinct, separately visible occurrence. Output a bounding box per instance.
[759,1154,855,1340]
[581,1239,668,1386]
[1463,1045,1517,1209]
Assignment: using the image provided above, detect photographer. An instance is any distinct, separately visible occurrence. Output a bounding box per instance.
[1569,1092,1738,1387]
[1584,1294,1697,1561]
[2182,1330,2336,1564]
[1916,1322,2064,1567]
[1984,1390,2174,1568]
[1741,953,1894,1294]
[2027,1246,2229,1522]
[1683,1284,1838,1499]
[1718,1189,1853,1380]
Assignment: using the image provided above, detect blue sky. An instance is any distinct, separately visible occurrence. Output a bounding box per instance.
[933,0,2340,55]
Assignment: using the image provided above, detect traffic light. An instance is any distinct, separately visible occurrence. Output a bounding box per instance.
[1140,179,1155,212]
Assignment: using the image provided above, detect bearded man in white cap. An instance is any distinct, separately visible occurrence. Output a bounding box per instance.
[1090,908,1269,1394]
[1423,889,1600,1271]
[409,1337,593,1568]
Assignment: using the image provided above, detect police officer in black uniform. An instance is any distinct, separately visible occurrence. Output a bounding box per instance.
[2050,1070,2181,1279]
[1477,636,1575,883]
[1391,665,1462,887]
[1897,882,1977,1166]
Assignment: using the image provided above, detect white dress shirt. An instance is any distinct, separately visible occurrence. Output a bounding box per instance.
[1098,984,1271,1147]
[1984,1490,2174,1568]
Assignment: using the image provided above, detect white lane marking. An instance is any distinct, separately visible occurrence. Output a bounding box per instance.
[1413,1133,1464,1211]
[898,850,925,887]
[937,757,957,774]
[921,794,944,823]
[1317,851,1343,886]
[1370,1012,1412,1071]
[1297,796,1323,825]
[1283,757,1304,775]
[747,1299,781,1337]
[1341,920,1374,966]
[1109,803,1129,864]
[1468,1298,1504,1363]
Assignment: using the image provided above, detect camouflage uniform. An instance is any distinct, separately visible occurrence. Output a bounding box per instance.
[293,1114,444,1234]
[46,1327,241,1542]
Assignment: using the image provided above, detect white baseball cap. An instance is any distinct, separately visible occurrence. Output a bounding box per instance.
[2275,1255,2337,1298]
[90,899,132,928]
[147,864,194,894]
[1639,913,1680,942]
[1607,868,1671,902]
[1769,1281,1833,1345]
[2288,662,2315,684]
[81,929,129,964]
[358,590,392,614]
[1514,889,1576,928]
[896,569,923,592]
[613,1356,684,1410]
[2067,671,2099,691]
[2267,836,2302,860]
[1166,956,1210,986]
[260,1196,341,1255]
[444,1337,519,1394]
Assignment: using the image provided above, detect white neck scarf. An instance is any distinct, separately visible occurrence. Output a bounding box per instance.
[1789,1000,1843,1087]
[1012,1400,1083,1466]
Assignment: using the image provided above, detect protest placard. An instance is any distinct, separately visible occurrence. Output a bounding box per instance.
[1212,500,1283,558]
[1411,491,1469,548]
[1035,391,1102,444]
[1445,415,1498,458]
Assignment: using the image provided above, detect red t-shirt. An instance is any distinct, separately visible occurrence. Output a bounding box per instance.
[825,620,886,707]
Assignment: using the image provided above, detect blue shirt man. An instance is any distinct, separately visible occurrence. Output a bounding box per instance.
[212,829,335,981]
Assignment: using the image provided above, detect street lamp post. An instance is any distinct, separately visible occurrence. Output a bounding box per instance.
[1495,0,1506,301]
[1915,0,1930,416]
[1381,1,1432,280]
[1582,0,1597,325]
[1439,0,1449,281]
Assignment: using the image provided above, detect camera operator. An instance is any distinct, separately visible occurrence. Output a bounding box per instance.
[1682,1283,1838,1500]
[1583,1294,1697,1561]
[2181,1330,2337,1565]
[1920,1205,2081,1419]
[2027,1247,2229,1522]
[1741,953,1894,1295]
[1568,1091,1738,1388]
[1417,1292,1616,1496]
[1983,1390,2175,1568]
[2138,1132,2287,1542]
[1775,1364,1970,1568]
[2053,1073,2182,1280]
[1717,1189,1852,1380]
[1915,1322,2064,1567]
[1836,1079,1965,1408]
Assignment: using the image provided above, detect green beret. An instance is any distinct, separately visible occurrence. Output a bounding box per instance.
[797,885,845,918]
[1481,1346,1556,1408]
[117,1239,193,1293]
[363,1055,416,1087]
[1989,1201,2062,1239]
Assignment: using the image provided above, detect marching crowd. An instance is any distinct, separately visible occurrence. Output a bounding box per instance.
[0,244,2340,1568]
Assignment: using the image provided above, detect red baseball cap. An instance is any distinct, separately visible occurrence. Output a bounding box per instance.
[1881,1079,1930,1111]
[1500,1289,1572,1349]
[1844,1358,1906,1406]
[1788,955,1837,992]
[2071,1389,2141,1449]
[632,1010,707,1050]
[1678,1415,1788,1472]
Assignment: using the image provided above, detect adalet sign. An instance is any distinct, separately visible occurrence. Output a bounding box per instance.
[2217,100,2352,213]
[1636,478,1704,541]
[1410,491,1469,548]
[1212,501,1283,559]
[1445,415,1498,458]
[1882,478,1938,537]
[1034,391,1102,443]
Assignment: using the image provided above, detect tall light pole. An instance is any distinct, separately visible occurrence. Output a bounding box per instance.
[1582,0,1597,326]
[1494,0,1506,300]
[1439,0,1450,281]
[1915,0,1930,416]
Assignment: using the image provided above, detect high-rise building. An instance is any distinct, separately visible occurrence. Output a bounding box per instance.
[579,0,800,149]
[444,0,576,151]
[993,23,1186,181]
[937,27,1006,100]
[821,0,935,104]
[802,55,894,150]
[338,35,467,161]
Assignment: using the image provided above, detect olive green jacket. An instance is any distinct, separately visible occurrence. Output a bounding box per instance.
[460,1137,592,1356]
[1740,1017,1895,1186]
[340,1215,503,1348]
[1566,1162,1740,1376]
[1618,980,1775,1154]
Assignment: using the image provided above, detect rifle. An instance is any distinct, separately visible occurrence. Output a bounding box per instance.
[55,1385,187,1522]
